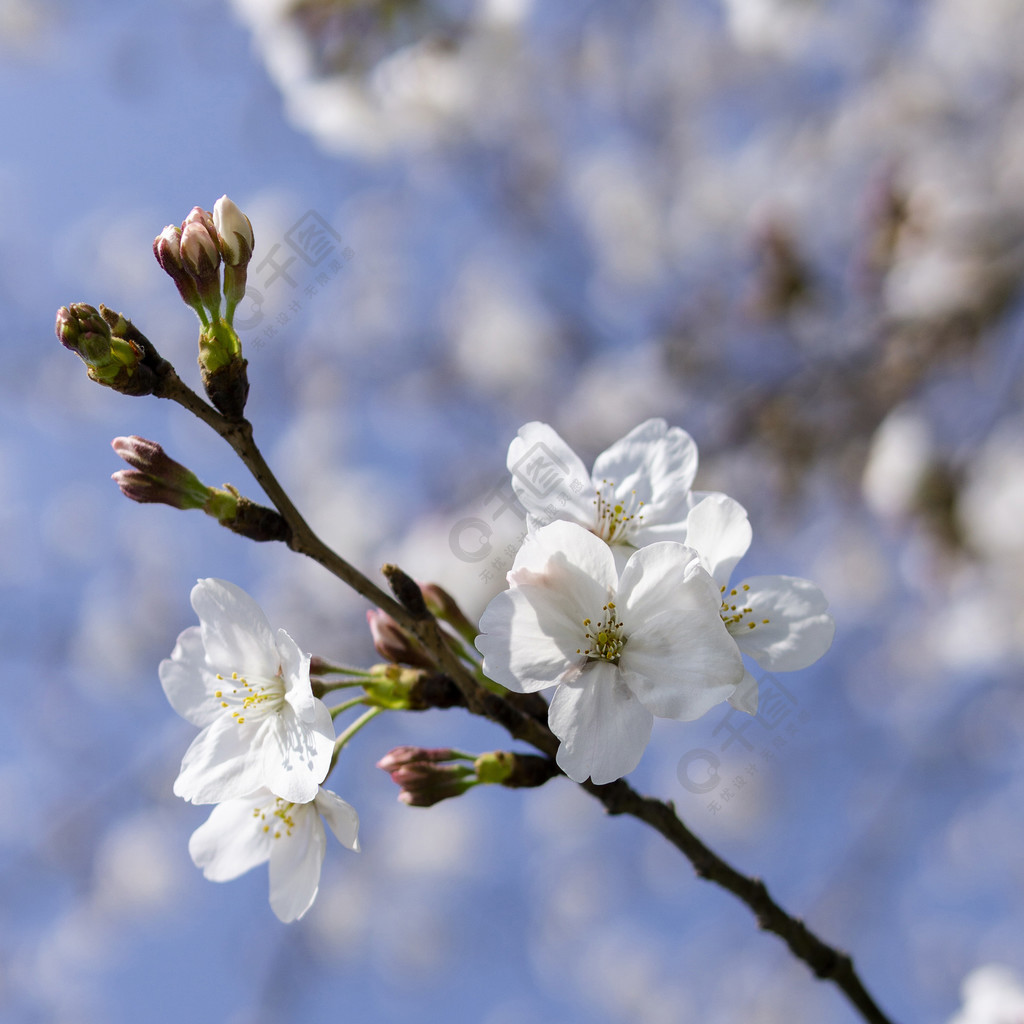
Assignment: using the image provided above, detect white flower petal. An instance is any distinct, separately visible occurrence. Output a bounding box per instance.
[727,669,760,714]
[682,492,752,584]
[617,540,706,615]
[279,628,316,723]
[591,419,698,541]
[477,587,583,692]
[509,519,619,596]
[191,578,280,678]
[173,714,269,804]
[478,522,618,692]
[549,661,654,784]
[260,701,334,803]
[188,793,274,882]
[507,422,595,529]
[315,789,361,852]
[268,804,326,922]
[159,627,223,727]
[730,575,835,671]
[620,607,742,720]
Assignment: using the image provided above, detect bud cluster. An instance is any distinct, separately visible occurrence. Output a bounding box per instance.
[376,747,519,807]
[55,303,168,396]
[110,435,290,542]
[153,195,255,418]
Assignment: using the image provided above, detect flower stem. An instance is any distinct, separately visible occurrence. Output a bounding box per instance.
[317,679,370,695]
[313,662,375,678]
[334,706,383,749]
[329,695,369,720]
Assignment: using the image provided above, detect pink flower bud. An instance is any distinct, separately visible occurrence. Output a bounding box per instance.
[376,747,460,773]
[111,436,212,511]
[153,225,204,313]
[366,609,435,669]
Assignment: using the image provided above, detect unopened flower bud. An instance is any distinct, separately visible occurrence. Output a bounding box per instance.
[367,609,435,669]
[361,663,428,709]
[419,581,478,644]
[110,437,286,541]
[213,195,254,267]
[377,750,474,807]
[473,750,515,785]
[376,747,461,773]
[153,225,205,317]
[213,195,254,324]
[180,207,222,318]
[56,303,163,395]
[393,764,473,807]
[111,435,211,510]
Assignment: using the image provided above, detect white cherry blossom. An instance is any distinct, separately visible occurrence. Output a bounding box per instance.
[160,578,335,805]
[189,786,359,923]
[476,520,744,784]
[507,419,701,548]
[684,495,835,714]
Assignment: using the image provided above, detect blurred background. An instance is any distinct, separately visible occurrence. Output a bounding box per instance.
[3,0,1024,1021]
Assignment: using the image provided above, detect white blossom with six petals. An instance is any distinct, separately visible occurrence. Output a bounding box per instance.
[160,578,335,805]
[476,520,744,784]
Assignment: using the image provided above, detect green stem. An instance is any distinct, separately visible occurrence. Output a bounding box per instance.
[329,695,369,720]
[326,706,385,776]
[318,679,371,695]
[313,662,375,678]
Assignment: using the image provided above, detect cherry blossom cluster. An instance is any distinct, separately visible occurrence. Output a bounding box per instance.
[476,419,835,785]
[55,198,836,934]
[160,578,359,922]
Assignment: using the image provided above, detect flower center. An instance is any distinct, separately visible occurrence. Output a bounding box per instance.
[214,669,286,726]
[593,480,645,543]
[252,797,296,839]
[577,602,627,663]
[720,584,771,634]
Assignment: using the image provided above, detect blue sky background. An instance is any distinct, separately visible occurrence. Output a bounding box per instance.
[3,1,1024,1022]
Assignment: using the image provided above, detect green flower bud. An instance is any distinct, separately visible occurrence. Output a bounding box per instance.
[56,304,163,395]
[361,663,428,709]
[473,750,515,785]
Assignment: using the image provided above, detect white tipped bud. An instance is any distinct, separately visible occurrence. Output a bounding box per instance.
[213,194,254,267]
